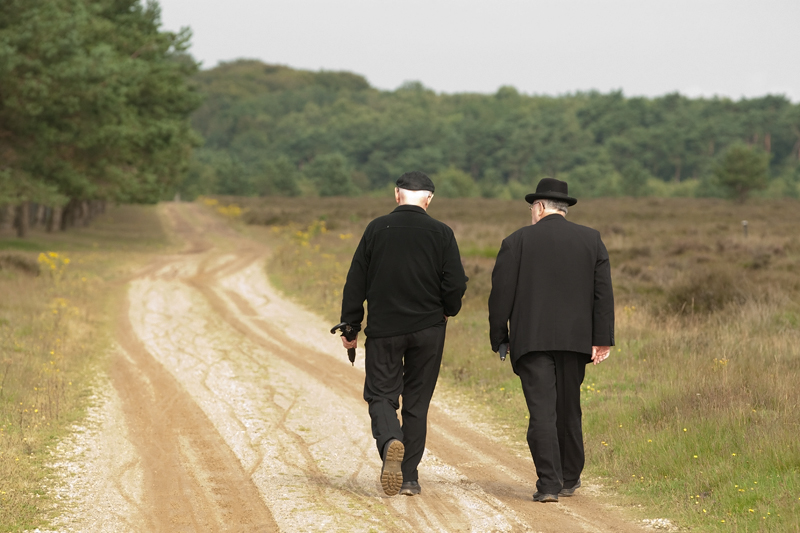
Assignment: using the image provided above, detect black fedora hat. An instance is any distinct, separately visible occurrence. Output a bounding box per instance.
[525,178,577,206]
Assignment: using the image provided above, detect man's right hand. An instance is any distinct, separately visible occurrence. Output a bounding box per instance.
[498,343,508,361]
[342,334,358,350]
[591,346,611,365]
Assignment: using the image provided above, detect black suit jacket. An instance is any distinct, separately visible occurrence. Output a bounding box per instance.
[488,215,614,369]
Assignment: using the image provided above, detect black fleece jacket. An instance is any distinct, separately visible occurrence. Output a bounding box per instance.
[340,205,468,338]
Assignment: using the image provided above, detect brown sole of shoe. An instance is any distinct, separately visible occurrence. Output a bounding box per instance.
[381,440,404,496]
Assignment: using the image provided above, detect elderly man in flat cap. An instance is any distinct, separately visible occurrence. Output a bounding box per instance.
[488,177,615,503]
[339,171,468,497]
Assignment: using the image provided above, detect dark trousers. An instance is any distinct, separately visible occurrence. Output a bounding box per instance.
[363,323,446,482]
[516,350,588,494]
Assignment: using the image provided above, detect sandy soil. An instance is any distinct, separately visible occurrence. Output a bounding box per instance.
[44,203,657,532]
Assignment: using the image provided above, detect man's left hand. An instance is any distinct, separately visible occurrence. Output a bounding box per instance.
[591,346,611,365]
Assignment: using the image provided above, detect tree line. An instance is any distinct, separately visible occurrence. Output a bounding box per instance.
[4,6,797,240]
[0,0,201,237]
[184,60,800,202]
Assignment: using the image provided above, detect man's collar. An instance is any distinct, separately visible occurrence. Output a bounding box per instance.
[393,204,428,215]
[536,214,565,224]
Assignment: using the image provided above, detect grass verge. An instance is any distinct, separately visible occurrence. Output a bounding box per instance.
[0,205,168,532]
[221,195,800,531]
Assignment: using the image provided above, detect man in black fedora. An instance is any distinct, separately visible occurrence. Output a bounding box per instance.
[339,170,468,497]
[488,177,615,503]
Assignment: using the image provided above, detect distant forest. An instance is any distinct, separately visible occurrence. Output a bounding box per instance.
[183,59,800,200]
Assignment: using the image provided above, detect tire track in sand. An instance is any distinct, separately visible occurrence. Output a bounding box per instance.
[135,237,515,530]
[150,202,648,533]
[90,202,649,533]
[129,204,543,531]
[113,293,279,532]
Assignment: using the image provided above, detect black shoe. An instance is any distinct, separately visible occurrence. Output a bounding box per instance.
[559,479,581,497]
[532,491,559,503]
[380,439,404,496]
[399,481,421,496]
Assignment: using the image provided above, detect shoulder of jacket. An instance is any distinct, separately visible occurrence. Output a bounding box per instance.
[411,214,454,236]
[559,219,601,236]
[365,212,394,228]
[501,227,529,247]
[564,218,595,231]
[434,218,455,235]
[512,225,534,238]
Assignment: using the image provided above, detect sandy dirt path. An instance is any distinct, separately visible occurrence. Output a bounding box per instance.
[48,203,651,532]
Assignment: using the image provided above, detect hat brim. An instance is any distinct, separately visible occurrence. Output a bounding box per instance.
[525,192,578,206]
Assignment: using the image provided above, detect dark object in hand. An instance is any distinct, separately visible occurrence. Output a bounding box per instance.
[330,322,361,365]
[498,343,508,362]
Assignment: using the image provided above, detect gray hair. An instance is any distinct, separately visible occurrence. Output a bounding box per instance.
[396,188,433,203]
[541,199,569,215]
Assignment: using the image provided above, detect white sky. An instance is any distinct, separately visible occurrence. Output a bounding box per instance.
[156,0,799,101]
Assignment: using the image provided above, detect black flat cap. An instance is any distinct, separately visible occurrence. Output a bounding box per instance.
[396,171,435,193]
[525,177,577,206]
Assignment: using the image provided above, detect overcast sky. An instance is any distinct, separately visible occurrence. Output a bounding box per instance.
[156,0,799,101]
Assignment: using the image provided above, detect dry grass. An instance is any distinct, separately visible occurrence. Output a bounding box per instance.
[230,195,800,531]
[0,205,168,532]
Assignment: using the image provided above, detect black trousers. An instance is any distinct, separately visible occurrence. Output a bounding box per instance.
[363,323,446,482]
[516,350,588,494]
